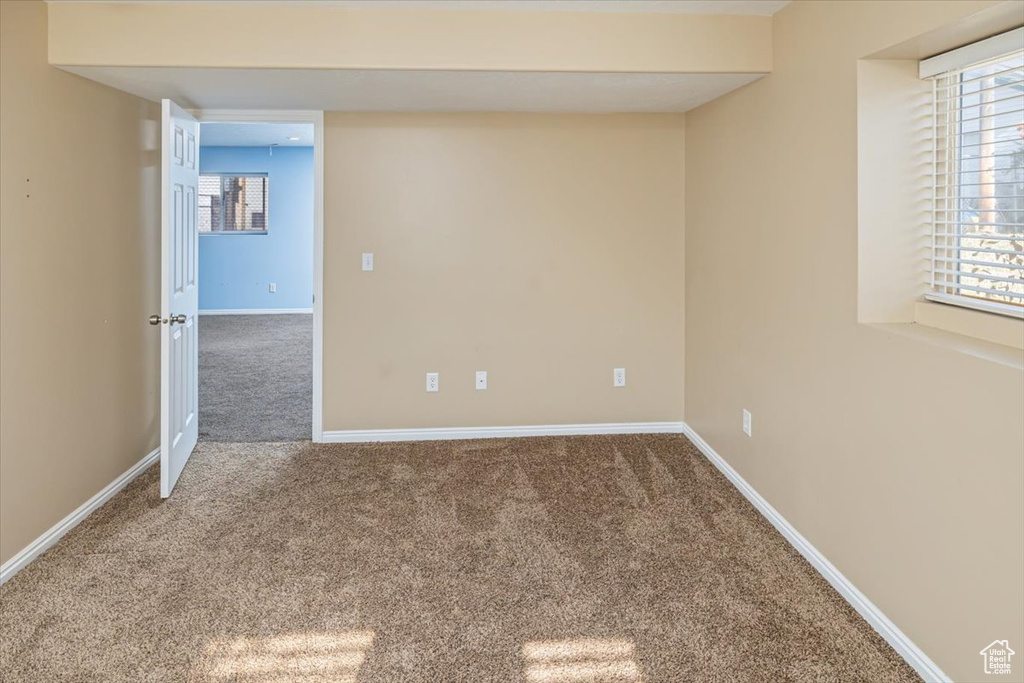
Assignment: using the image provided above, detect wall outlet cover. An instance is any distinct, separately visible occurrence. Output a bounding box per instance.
[426,372,439,392]
[475,371,487,390]
[613,368,626,387]
[362,253,374,271]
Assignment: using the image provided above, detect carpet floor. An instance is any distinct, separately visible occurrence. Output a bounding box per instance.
[0,435,919,682]
[199,314,312,442]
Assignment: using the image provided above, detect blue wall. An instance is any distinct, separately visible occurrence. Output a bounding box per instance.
[199,146,314,311]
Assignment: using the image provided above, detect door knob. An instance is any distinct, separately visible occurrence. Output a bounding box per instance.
[149,314,187,325]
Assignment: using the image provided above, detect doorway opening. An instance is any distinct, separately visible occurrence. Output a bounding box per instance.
[194,114,323,443]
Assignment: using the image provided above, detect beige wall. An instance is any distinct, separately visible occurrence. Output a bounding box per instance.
[684,1,1023,680]
[48,2,770,74]
[856,58,931,324]
[0,0,161,565]
[323,113,685,431]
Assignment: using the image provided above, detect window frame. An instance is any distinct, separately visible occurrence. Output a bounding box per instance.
[921,28,1024,320]
[199,172,270,236]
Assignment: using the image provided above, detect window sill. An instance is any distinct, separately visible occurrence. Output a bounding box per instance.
[867,304,1023,371]
[914,300,1023,350]
[200,231,268,236]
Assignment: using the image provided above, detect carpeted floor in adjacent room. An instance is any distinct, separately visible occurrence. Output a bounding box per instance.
[198,313,312,442]
[0,434,919,682]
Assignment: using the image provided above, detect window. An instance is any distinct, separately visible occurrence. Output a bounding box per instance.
[922,29,1024,319]
[199,173,269,234]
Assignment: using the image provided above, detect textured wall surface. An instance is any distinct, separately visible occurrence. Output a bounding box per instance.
[1,0,161,564]
[323,113,686,431]
[199,146,314,311]
[684,1,1022,679]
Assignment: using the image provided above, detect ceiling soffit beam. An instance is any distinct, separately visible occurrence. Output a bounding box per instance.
[48,3,772,74]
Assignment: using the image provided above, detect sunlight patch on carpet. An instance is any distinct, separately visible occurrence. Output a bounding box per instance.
[203,630,375,681]
[522,637,642,682]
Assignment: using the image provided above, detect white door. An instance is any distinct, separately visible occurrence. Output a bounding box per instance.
[159,99,200,497]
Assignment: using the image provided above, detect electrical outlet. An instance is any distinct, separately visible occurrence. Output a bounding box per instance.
[426,372,439,392]
[268,282,277,293]
[613,368,626,387]
[475,371,487,390]
[743,409,752,437]
[362,253,374,271]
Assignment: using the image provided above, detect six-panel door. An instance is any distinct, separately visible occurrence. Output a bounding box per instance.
[161,99,200,498]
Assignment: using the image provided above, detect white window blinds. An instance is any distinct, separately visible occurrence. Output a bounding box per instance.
[921,29,1024,318]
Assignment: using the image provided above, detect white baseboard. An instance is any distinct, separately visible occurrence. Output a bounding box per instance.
[199,308,313,315]
[323,421,686,443]
[679,422,950,683]
[0,447,159,585]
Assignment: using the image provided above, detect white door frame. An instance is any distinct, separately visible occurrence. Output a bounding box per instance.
[191,109,325,442]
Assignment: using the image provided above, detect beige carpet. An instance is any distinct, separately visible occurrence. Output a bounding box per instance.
[0,435,919,682]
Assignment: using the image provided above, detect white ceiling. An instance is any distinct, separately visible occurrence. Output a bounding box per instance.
[47,1,791,16]
[201,122,315,147]
[61,67,763,112]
